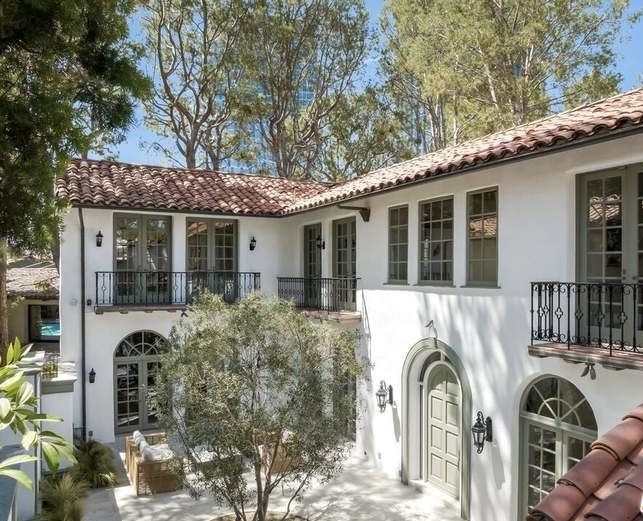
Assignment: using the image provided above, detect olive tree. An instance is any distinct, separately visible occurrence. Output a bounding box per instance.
[154,293,361,521]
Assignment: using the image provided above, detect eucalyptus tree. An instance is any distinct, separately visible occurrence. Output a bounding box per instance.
[381,0,633,151]
[241,0,370,179]
[143,0,252,170]
[0,0,148,348]
[154,293,361,521]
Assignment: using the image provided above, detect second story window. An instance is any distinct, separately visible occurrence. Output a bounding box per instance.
[419,197,454,283]
[187,219,237,272]
[388,205,408,283]
[114,214,171,272]
[467,188,498,286]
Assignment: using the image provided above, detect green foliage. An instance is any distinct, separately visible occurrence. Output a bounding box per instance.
[154,293,362,521]
[71,439,118,489]
[380,0,632,151]
[0,0,148,252]
[143,0,371,180]
[0,339,76,489]
[38,473,88,521]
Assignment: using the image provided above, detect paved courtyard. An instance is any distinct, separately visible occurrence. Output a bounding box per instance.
[82,448,461,521]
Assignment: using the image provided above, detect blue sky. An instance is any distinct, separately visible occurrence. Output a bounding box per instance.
[113,0,643,166]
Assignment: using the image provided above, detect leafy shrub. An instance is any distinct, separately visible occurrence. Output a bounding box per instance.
[38,473,87,521]
[71,439,118,488]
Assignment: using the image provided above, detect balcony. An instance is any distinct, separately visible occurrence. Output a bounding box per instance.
[95,271,261,312]
[277,277,361,324]
[529,281,643,371]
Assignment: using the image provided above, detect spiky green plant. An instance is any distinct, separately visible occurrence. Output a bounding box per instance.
[71,439,118,488]
[38,473,87,521]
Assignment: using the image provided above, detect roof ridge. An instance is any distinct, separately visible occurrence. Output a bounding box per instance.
[73,158,335,186]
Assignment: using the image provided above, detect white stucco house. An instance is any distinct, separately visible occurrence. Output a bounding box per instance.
[54,88,643,521]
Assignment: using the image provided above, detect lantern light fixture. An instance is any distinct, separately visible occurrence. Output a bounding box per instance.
[376,380,393,413]
[472,411,493,454]
[96,231,103,247]
[249,236,257,251]
[316,235,325,250]
[89,368,96,384]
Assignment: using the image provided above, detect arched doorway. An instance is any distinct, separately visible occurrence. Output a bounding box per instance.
[114,330,169,434]
[401,338,472,520]
[519,376,597,519]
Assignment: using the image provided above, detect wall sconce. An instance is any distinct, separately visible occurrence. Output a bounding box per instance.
[581,361,596,380]
[96,230,103,247]
[376,380,393,413]
[472,411,492,454]
[249,236,257,251]
[89,368,96,384]
[316,235,325,250]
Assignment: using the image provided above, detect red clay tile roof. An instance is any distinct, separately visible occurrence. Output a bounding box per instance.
[57,159,333,216]
[57,88,643,215]
[527,403,643,521]
[285,88,643,213]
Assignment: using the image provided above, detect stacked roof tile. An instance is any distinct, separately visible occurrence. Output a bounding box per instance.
[57,160,332,216]
[57,88,643,215]
[527,403,643,521]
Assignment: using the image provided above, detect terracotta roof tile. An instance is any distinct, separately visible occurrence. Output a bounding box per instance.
[528,403,643,521]
[57,160,333,216]
[57,88,643,215]
[285,88,643,214]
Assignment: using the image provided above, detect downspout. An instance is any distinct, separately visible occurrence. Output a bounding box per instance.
[79,208,87,439]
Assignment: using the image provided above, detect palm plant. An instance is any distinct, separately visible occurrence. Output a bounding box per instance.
[38,473,87,521]
[71,439,118,488]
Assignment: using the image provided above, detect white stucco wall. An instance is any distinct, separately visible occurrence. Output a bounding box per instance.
[57,132,643,521]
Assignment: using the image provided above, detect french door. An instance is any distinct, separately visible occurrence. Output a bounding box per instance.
[303,223,322,308]
[114,331,168,434]
[186,219,237,302]
[578,166,643,346]
[114,214,172,305]
[333,217,357,310]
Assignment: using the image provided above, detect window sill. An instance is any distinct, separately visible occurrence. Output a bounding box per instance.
[414,282,456,288]
[383,281,409,286]
[460,284,501,289]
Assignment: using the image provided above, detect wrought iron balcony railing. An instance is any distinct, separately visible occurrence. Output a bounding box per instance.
[95,271,261,307]
[277,277,359,313]
[531,281,643,355]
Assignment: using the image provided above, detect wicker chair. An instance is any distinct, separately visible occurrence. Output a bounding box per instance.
[125,432,182,496]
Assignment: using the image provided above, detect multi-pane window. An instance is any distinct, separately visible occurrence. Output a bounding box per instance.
[419,197,453,283]
[186,219,236,272]
[467,188,498,285]
[388,206,408,283]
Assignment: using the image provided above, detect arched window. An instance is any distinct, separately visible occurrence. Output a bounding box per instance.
[520,376,597,518]
[114,331,169,434]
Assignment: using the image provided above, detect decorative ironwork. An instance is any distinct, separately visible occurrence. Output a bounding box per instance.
[277,277,359,312]
[95,271,261,307]
[530,281,643,355]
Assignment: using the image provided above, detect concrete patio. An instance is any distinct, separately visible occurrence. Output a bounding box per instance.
[82,448,462,521]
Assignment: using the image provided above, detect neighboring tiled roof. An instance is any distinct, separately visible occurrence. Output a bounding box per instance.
[7,259,59,299]
[57,88,643,215]
[527,403,643,521]
[285,88,643,213]
[57,159,332,216]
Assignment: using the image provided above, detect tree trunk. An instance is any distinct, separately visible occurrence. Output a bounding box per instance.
[0,236,9,359]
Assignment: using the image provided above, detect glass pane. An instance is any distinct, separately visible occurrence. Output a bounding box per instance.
[483,190,497,213]
[469,193,483,214]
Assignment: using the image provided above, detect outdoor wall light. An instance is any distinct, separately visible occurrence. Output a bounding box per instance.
[89,368,96,384]
[316,235,325,250]
[580,361,596,380]
[376,380,393,413]
[96,230,103,247]
[249,236,257,251]
[472,411,493,454]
